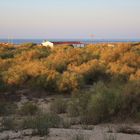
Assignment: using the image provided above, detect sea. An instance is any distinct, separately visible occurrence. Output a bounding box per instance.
[0,39,140,44]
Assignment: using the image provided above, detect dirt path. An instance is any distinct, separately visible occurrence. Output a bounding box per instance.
[1,125,140,140]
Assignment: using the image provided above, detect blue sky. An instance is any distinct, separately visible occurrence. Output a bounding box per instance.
[0,0,140,39]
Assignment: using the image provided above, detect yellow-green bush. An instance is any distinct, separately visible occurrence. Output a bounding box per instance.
[0,43,140,94]
[30,69,60,92]
[3,61,46,86]
[68,59,106,84]
[58,72,84,93]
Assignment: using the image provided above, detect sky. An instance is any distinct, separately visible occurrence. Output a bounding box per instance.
[0,0,140,39]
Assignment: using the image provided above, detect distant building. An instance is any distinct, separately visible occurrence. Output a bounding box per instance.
[53,41,86,48]
[107,44,115,47]
[72,44,85,48]
[42,40,54,48]
[41,41,86,48]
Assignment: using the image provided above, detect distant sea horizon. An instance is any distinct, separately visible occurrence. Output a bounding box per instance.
[0,38,140,44]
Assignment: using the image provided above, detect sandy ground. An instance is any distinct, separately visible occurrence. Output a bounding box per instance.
[1,125,140,140]
[1,94,140,140]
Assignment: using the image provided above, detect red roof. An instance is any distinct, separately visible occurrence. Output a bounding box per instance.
[53,41,83,45]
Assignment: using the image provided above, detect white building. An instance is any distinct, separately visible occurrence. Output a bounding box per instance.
[72,44,85,48]
[42,40,54,48]
[107,44,115,48]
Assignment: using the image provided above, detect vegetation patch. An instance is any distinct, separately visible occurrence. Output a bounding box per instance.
[18,102,40,116]
[50,96,67,114]
[0,102,17,116]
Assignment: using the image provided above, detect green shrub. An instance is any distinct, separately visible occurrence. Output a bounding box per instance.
[122,80,140,116]
[36,47,51,59]
[67,93,90,117]
[50,97,67,114]
[72,133,88,140]
[103,134,117,140]
[20,42,36,48]
[33,121,49,136]
[0,79,7,91]
[68,59,106,84]
[69,81,140,123]
[77,93,91,116]
[61,119,71,128]
[22,113,61,129]
[0,52,14,59]
[22,113,61,135]
[67,82,122,124]
[67,98,80,117]
[19,102,39,116]
[1,117,16,130]
[0,102,17,116]
[82,82,122,124]
[22,116,49,136]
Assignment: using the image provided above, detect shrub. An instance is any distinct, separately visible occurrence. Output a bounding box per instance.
[20,42,36,48]
[0,102,17,116]
[1,117,16,130]
[33,121,49,136]
[0,43,139,97]
[19,102,39,116]
[67,98,80,117]
[121,80,140,116]
[3,65,28,86]
[67,82,123,124]
[67,93,91,117]
[50,97,67,114]
[61,119,71,128]
[130,69,140,81]
[72,133,89,140]
[77,93,91,116]
[68,59,106,84]
[0,52,14,59]
[17,49,42,61]
[22,116,49,136]
[82,82,122,124]
[45,47,90,73]
[36,47,51,59]
[15,48,50,61]
[0,59,13,73]
[3,61,47,87]
[45,55,68,73]
[103,134,117,140]
[58,72,84,93]
[22,113,61,129]
[74,81,140,123]
[0,79,7,91]
[31,69,60,92]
